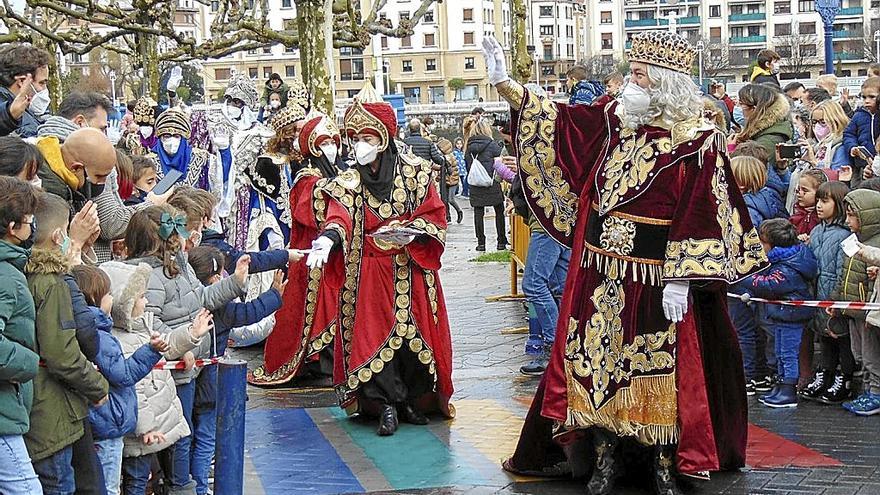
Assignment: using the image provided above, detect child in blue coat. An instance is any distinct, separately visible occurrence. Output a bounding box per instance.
[748,219,819,409]
[185,246,286,495]
[843,77,880,171]
[71,265,168,495]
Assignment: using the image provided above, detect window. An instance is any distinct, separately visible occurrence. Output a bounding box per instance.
[539,6,553,16]
[463,8,473,21]
[401,36,412,48]
[456,85,479,101]
[399,11,410,21]
[710,26,722,41]
[601,32,613,50]
[424,33,435,46]
[799,0,815,12]
[802,44,817,57]
[424,9,434,23]
[567,44,574,58]
[800,22,816,34]
[404,87,421,104]
[602,55,614,66]
[543,44,553,61]
[541,65,554,76]
[339,47,364,81]
[776,45,792,58]
[429,86,445,104]
[285,65,295,78]
[248,67,258,78]
[214,68,231,80]
[346,89,360,98]
[426,59,437,71]
[262,46,271,54]
[566,26,573,38]
[774,1,791,14]
[263,67,272,79]
[775,23,791,36]
[709,5,720,17]
[600,11,612,24]
[286,45,296,53]
[463,32,475,45]
[281,0,291,7]
[539,25,554,36]
[464,57,475,70]
[381,37,388,49]
[211,0,218,12]
[402,60,413,72]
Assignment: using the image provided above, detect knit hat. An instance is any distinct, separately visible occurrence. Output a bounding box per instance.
[100,261,152,331]
[343,80,397,152]
[154,109,191,139]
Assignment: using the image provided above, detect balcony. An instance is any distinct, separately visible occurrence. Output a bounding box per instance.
[838,7,863,16]
[729,12,766,22]
[624,18,669,27]
[833,30,861,39]
[835,52,865,61]
[731,35,767,44]
[679,16,700,24]
[626,40,632,49]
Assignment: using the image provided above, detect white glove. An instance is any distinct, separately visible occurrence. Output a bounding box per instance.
[662,281,690,323]
[213,131,230,150]
[105,119,122,146]
[306,236,334,269]
[167,66,183,93]
[481,36,510,86]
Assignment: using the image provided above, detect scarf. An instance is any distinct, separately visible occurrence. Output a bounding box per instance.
[35,136,81,189]
[357,141,398,201]
[307,154,341,180]
[36,116,79,141]
[152,137,193,178]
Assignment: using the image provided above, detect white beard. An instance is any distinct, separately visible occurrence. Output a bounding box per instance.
[616,99,654,130]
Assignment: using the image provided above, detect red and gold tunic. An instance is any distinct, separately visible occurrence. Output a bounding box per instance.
[319,154,454,417]
[504,83,768,474]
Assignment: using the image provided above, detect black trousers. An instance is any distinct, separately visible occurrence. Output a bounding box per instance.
[819,332,856,375]
[473,204,508,246]
[361,350,433,405]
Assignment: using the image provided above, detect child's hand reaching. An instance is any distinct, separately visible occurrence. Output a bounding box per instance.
[797,233,810,245]
[182,351,196,371]
[234,255,251,286]
[868,266,879,281]
[189,309,214,339]
[142,431,166,445]
[149,331,169,353]
[272,269,288,296]
[287,249,304,263]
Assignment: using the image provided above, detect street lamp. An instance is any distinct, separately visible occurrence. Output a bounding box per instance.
[666,0,680,34]
[108,70,117,110]
[874,30,880,63]
[816,0,841,75]
[695,40,705,91]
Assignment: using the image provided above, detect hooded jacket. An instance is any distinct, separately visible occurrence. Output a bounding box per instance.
[743,185,788,229]
[0,240,39,436]
[842,107,879,160]
[24,248,109,461]
[835,189,880,319]
[750,243,818,324]
[569,80,605,106]
[261,79,290,107]
[809,220,851,301]
[750,66,781,88]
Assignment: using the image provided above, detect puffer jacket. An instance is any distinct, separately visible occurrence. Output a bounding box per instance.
[0,240,39,436]
[25,249,109,461]
[744,185,788,228]
[739,94,792,171]
[809,221,851,300]
[114,312,192,458]
[842,107,879,158]
[835,189,880,319]
[129,255,245,384]
[403,132,445,166]
[569,80,605,106]
[465,135,504,207]
[750,243,818,324]
[87,307,161,441]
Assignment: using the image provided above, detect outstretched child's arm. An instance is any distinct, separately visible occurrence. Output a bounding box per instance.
[750,268,799,298]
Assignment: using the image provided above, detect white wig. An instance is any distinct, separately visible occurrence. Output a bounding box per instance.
[621,65,704,130]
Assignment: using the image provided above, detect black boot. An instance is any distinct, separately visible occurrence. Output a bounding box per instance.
[818,373,853,404]
[377,404,398,436]
[800,368,831,401]
[399,402,429,425]
[456,209,463,224]
[653,446,681,495]
[586,430,619,495]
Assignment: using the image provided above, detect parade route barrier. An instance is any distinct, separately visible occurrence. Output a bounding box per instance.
[486,212,529,303]
[728,293,880,311]
[153,357,220,370]
[215,359,248,495]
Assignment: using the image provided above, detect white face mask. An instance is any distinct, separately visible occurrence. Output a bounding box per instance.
[161,136,182,155]
[29,175,42,190]
[354,141,379,166]
[320,140,338,164]
[139,125,154,139]
[225,103,243,120]
[29,89,51,115]
[270,100,281,109]
[620,82,652,115]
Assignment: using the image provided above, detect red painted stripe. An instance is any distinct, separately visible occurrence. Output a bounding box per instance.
[746,424,842,469]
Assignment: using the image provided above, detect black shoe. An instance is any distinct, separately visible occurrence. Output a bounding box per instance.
[745,381,756,396]
[800,369,831,400]
[399,403,429,425]
[653,446,681,495]
[762,383,798,408]
[818,373,853,404]
[586,430,619,495]
[456,210,463,224]
[377,404,398,436]
[476,244,486,252]
[754,375,774,393]
[520,356,549,376]
[758,384,781,404]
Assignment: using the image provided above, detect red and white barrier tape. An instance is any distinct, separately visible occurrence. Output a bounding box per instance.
[153,357,220,371]
[728,292,880,311]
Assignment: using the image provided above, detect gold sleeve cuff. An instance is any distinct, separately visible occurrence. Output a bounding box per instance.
[497,80,526,108]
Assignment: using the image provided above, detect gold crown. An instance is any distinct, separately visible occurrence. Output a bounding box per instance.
[344,100,390,152]
[628,31,695,74]
[268,104,307,133]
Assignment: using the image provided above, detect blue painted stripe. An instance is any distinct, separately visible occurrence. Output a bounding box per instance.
[246,409,364,494]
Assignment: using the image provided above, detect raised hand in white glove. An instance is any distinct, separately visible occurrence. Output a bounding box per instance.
[306,236,334,269]
[662,281,690,323]
[213,131,230,150]
[481,36,510,86]
[167,66,183,93]
[106,120,123,145]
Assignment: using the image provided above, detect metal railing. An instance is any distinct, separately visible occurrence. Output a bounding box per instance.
[729,12,766,21]
[731,35,767,44]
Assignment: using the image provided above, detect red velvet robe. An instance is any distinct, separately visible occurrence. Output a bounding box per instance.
[503,84,768,474]
[248,169,339,386]
[319,155,454,417]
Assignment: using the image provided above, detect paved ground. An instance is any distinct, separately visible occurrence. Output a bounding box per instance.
[229,203,880,495]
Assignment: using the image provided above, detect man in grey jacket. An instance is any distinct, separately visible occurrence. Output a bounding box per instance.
[403,118,445,167]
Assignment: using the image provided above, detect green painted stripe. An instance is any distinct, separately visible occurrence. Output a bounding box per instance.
[328,408,487,489]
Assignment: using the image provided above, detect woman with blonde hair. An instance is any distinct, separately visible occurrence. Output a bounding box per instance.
[802,100,850,170]
[733,83,792,170]
[464,115,506,251]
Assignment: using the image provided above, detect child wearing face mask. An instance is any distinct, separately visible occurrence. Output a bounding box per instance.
[260,91,285,124]
[802,100,850,171]
[125,156,160,206]
[792,169,829,235]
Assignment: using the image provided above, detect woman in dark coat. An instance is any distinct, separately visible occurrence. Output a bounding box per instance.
[465,118,507,250]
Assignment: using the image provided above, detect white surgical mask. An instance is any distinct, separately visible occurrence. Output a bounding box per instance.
[139,125,154,139]
[29,88,51,116]
[161,136,182,155]
[225,103,243,120]
[620,82,652,115]
[320,141,338,164]
[29,175,42,190]
[270,100,281,109]
[354,141,379,165]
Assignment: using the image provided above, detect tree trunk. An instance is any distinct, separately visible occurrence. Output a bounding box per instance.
[297,0,333,115]
[510,0,531,84]
[133,33,160,99]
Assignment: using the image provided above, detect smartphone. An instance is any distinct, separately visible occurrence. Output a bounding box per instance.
[852,146,872,169]
[778,143,802,160]
[152,168,183,195]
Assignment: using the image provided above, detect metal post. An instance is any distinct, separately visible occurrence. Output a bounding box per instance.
[696,40,704,91]
[816,0,840,75]
[875,30,880,62]
[214,359,247,495]
[535,53,540,87]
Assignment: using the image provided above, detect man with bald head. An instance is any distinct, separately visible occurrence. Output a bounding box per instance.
[35,127,117,210]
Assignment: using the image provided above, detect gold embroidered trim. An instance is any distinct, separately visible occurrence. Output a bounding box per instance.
[582,248,664,286]
[517,90,579,236]
[497,80,526,107]
[408,217,447,245]
[598,216,636,257]
[598,129,673,215]
[590,202,673,226]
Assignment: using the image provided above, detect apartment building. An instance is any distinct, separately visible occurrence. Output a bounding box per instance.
[525,0,588,94]
[588,0,880,82]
